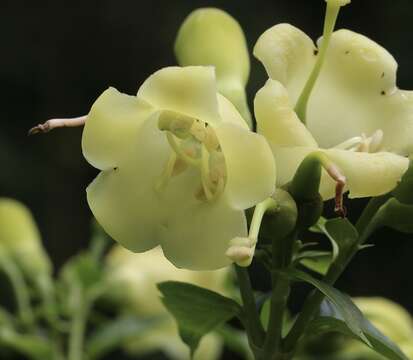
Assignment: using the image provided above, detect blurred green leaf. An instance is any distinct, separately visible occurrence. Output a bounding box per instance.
[158,281,242,357]
[284,269,370,346]
[0,328,54,360]
[307,299,409,360]
[366,198,413,237]
[86,316,159,360]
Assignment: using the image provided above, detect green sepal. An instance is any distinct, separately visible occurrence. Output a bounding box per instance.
[260,189,298,242]
[157,281,242,357]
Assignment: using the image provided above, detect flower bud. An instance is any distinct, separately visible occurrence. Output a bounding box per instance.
[0,198,52,280]
[260,189,298,242]
[175,8,252,126]
[287,153,324,229]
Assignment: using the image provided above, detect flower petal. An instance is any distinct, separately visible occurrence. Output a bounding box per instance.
[324,149,409,198]
[160,197,247,270]
[213,123,276,210]
[86,113,171,252]
[253,23,316,103]
[217,93,249,130]
[306,30,413,155]
[255,79,318,147]
[82,88,154,170]
[137,66,221,125]
[271,146,408,199]
[255,24,413,155]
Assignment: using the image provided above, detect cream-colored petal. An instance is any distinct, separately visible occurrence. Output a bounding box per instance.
[82,87,154,170]
[88,113,244,270]
[324,149,409,198]
[137,66,220,125]
[255,25,413,155]
[213,123,276,210]
[271,146,408,199]
[253,23,316,102]
[86,113,172,252]
[306,30,413,155]
[160,197,247,270]
[254,79,318,147]
[217,93,249,130]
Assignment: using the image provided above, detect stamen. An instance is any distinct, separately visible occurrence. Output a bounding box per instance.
[166,132,199,166]
[158,111,194,139]
[369,129,384,153]
[28,115,87,135]
[334,136,363,150]
[295,0,350,123]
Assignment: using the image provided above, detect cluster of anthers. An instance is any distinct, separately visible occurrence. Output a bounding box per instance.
[156,112,227,202]
[334,129,384,153]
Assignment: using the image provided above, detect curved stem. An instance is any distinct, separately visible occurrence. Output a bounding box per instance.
[0,254,34,328]
[234,265,265,352]
[295,3,342,123]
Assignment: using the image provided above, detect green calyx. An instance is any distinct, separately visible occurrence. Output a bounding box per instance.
[261,189,298,242]
[287,152,326,229]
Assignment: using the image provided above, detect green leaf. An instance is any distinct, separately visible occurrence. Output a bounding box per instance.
[307,299,409,360]
[283,269,370,346]
[366,198,413,237]
[86,316,159,360]
[392,159,413,205]
[0,328,54,360]
[158,281,242,357]
[318,218,358,261]
[299,254,332,275]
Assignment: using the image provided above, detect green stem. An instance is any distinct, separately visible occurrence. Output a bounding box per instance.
[283,196,389,354]
[0,254,34,328]
[68,287,88,360]
[261,230,297,359]
[234,265,265,352]
[295,2,342,123]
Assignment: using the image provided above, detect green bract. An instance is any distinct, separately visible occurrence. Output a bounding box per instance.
[83,66,275,270]
[0,198,52,278]
[254,25,410,199]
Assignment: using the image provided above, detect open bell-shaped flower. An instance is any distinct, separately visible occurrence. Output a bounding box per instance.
[253,17,411,199]
[83,66,275,270]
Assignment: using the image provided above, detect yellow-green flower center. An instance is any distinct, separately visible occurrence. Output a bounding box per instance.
[156,111,227,201]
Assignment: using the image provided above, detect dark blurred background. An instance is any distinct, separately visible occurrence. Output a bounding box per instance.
[1,0,413,358]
